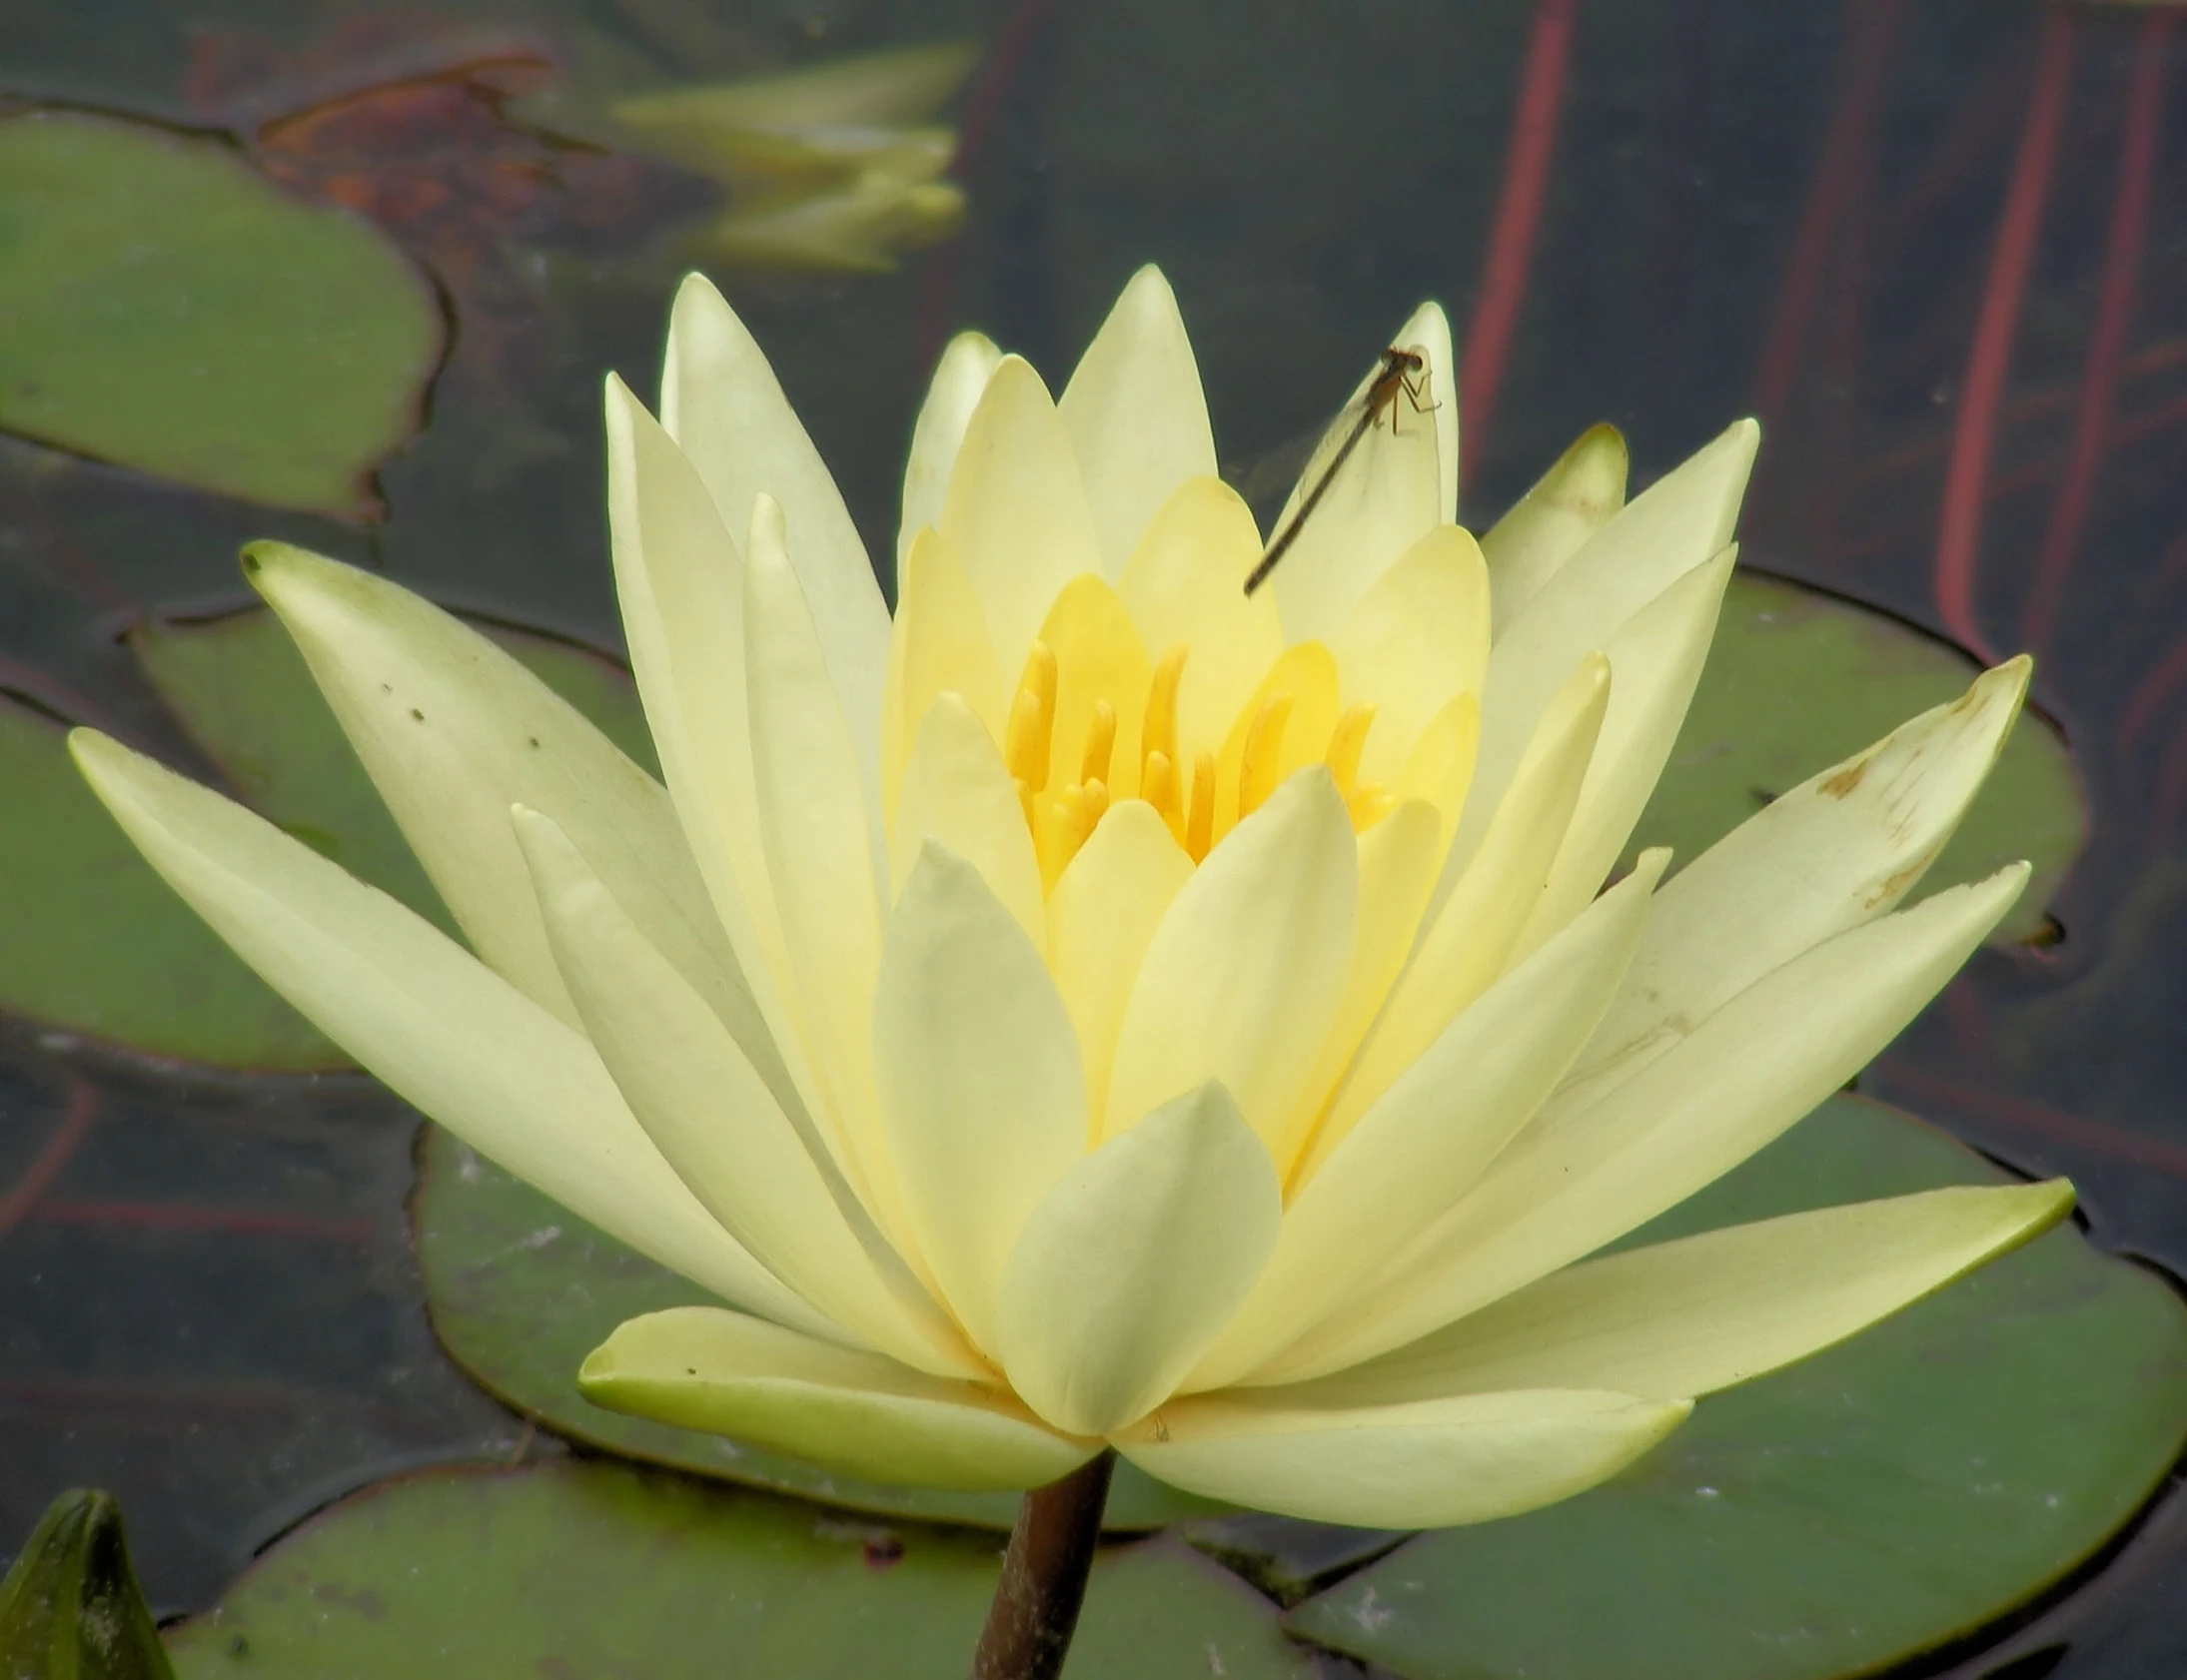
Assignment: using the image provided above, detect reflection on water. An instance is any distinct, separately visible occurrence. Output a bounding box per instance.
[1,0,2184,1670]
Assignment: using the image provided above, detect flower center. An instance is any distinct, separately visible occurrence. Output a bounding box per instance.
[1001,636,1396,885]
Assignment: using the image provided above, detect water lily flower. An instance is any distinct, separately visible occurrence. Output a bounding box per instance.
[71,266,2069,1533]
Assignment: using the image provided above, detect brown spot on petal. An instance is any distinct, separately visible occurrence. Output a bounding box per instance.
[1819,754,1872,798]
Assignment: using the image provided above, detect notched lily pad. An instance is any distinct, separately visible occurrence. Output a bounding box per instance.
[0,601,654,1072]
[1284,1094,2187,1680]
[161,1460,1313,1679]
[1634,572,2086,944]
[0,110,442,515]
[413,1124,1227,1532]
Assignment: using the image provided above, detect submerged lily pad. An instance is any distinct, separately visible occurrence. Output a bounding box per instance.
[0,602,654,1072]
[161,1460,1311,1679]
[1630,571,2085,944]
[0,110,440,515]
[1284,1095,2187,1680]
[412,1124,1225,1532]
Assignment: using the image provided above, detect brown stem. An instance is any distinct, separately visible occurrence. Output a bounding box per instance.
[970,1451,1115,1680]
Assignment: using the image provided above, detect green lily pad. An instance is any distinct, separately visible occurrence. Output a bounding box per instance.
[0,110,442,516]
[0,1489,175,1680]
[1633,571,2086,944]
[0,687,337,1071]
[0,601,657,1073]
[161,1459,1312,1679]
[413,1124,1228,1532]
[1284,1094,2187,1680]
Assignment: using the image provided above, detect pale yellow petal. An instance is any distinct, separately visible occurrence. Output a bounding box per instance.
[874,845,1087,1355]
[891,693,1046,947]
[69,731,825,1335]
[1036,574,1153,800]
[1278,1181,2073,1408]
[743,496,890,1193]
[939,355,1104,664]
[1114,476,1285,764]
[1329,523,1491,783]
[997,1083,1279,1436]
[1394,300,1460,526]
[879,525,1006,827]
[662,274,889,812]
[244,544,735,1037]
[1267,325,1447,643]
[1510,546,1734,964]
[513,807,977,1377]
[1266,865,2030,1382]
[1197,854,1664,1392]
[1571,658,2034,1106]
[604,376,818,1129]
[1212,642,1342,837]
[1479,422,1628,634]
[1058,265,1219,576]
[1046,800,1196,1129]
[581,1307,1094,1491]
[1273,799,1441,1173]
[1104,770,1357,1152]
[1453,419,1756,883]
[898,329,1002,574]
[1116,1389,1688,1528]
[1311,656,1608,1172]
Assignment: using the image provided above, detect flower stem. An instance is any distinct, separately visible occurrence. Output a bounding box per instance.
[970,1450,1115,1680]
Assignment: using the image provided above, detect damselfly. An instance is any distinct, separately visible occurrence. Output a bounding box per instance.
[1242,346,1435,596]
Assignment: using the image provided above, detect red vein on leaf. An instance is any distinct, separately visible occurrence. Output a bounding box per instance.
[0,1083,98,1242]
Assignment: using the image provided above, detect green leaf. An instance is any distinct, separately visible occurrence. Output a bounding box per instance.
[1283,1094,2187,1680]
[1632,572,2086,944]
[0,689,337,1071]
[0,111,442,516]
[0,1489,175,1680]
[413,1124,1229,1532]
[0,601,658,1073]
[161,1461,1312,1679]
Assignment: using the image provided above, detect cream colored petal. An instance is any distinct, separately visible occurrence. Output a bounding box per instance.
[1452,420,1756,883]
[1058,265,1219,577]
[1046,800,1196,1128]
[1267,327,1447,644]
[1276,1180,2074,1409]
[891,693,1045,947]
[1396,300,1460,526]
[69,731,825,1335]
[1480,423,1628,634]
[1571,658,2033,1104]
[880,525,1006,827]
[1197,854,1663,1393]
[1329,523,1492,784]
[1104,770,1358,1152]
[1114,476,1285,761]
[997,1083,1280,1436]
[603,377,818,1131]
[514,807,977,1378]
[246,543,738,1037]
[1117,1389,1688,1528]
[1310,656,1608,1172]
[744,496,890,1191]
[662,274,889,810]
[581,1306,1094,1491]
[899,329,1002,575]
[1511,546,1735,964]
[1266,865,2030,1382]
[1273,799,1442,1174]
[874,845,1087,1356]
[940,355,1104,664]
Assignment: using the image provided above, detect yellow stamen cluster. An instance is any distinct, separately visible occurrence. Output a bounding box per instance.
[1002,635,1399,887]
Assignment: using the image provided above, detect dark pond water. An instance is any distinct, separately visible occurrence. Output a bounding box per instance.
[2,0,2185,1674]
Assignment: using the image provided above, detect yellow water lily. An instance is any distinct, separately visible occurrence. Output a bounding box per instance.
[70,266,2070,1530]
